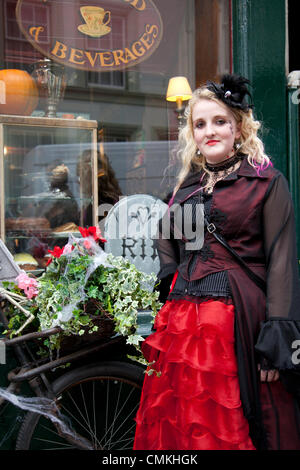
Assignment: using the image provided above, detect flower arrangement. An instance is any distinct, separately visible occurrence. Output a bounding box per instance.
[2,226,162,367]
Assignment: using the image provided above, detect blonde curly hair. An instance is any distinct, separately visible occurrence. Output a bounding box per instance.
[173,86,271,195]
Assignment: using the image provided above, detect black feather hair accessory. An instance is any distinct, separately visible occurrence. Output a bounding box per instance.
[206,74,253,112]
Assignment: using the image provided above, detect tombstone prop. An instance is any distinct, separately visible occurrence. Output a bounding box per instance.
[103,195,168,291]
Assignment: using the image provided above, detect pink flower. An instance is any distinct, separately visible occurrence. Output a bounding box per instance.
[63,243,74,255]
[83,239,92,250]
[16,272,39,299]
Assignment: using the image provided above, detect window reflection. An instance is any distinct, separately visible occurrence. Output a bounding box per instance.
[0,0,231,265]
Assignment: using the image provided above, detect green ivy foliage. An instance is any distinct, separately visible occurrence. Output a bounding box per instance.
[3,244,162,368]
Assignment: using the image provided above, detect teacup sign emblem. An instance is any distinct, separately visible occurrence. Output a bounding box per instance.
[78,5,111,38]
[16,0,163,71]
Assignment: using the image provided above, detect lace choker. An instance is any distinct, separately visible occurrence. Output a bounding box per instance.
[204,153,243,173]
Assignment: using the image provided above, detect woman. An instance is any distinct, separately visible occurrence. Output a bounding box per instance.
[133,74,300,451]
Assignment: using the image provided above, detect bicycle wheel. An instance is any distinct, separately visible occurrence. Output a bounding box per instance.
[16,361,144,450]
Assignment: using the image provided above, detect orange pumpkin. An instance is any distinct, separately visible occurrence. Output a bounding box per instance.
[0,69,38,116]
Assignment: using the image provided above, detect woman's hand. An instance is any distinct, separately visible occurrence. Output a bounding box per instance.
[258,364,280,382]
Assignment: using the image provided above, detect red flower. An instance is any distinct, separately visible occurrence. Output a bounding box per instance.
[49,246,64,257]
[48,246,64,259]
[78,226,107,243]
[78,226,89,238]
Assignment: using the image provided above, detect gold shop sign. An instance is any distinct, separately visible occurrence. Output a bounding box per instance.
[16,0,163,71]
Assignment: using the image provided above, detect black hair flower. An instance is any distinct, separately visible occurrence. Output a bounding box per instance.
[206,74,253,112]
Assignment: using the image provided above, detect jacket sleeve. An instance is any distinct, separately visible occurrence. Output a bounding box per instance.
[153,206,180,303]
[255,172,300,388]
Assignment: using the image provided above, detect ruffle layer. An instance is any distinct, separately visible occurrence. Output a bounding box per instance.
[140,361,242,404]
[134,299,255,450]
[145,299,237,376]
[134,419,256,451]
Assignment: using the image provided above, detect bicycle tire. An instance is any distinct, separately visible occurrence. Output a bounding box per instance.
[15,361,144,450]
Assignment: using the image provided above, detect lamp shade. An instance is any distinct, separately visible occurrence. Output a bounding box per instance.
[166,76,192,102]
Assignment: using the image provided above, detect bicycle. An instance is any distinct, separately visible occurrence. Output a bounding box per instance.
[0,304,150,450]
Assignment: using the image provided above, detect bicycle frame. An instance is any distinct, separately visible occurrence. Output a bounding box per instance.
[0,305,128,450]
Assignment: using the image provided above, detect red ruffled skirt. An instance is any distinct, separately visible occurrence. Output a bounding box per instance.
[133,298,256,450]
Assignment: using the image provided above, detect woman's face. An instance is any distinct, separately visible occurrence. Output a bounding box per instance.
[192,99,241,163]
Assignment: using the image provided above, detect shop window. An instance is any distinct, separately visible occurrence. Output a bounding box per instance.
[195,0,231,84]
[0,0,231,261]
[88,70,125,89]
[3,0,44,65]
[87,15,125,89]
[5,0,49,44]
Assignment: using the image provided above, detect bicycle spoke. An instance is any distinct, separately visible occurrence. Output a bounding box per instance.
[116,435,135,446]
[38,445,75,450]
[119,438,137,450]
[106,380,122,449]
[105,401,139,449]
[61,382,104,449]
[79,382,100,448]
[33,436,75,449]
[99,381,138,448]
[31,420,78,449]
[28,420,77,449]
[111,419,138,449]
[17,366,142,451]
[110,424,137,450]
[92,380,97,449]
[106,394,136,449]
[105,378,109,442]
[60,392,98,443]
[39,422,66,438]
